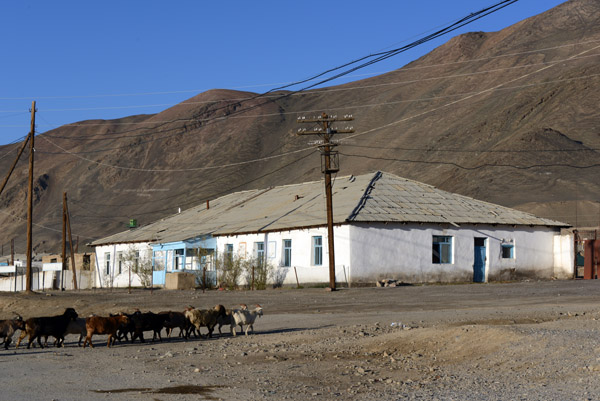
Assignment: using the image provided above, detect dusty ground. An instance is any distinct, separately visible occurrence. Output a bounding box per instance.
[2,280,600,400]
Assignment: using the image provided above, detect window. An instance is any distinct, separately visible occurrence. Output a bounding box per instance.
[432,236,453,264]
[312,236,323,266]
[105,252,111,275]
[283,239,292,267]
[117,251,123,274]
[502,244,514,259]
[133,252,139,273]
[175,249,184,270]
[225,244,234,262]
[268,241,276,259]
[254,242,265,263]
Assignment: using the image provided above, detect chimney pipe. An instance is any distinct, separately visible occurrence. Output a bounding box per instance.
[206,200,210,210]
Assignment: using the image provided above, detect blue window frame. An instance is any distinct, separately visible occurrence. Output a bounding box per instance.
[283,239,292,267]
[502,244,514,259]
[312,236,323,266]
[254,242,265,262]
[432,236,453,264]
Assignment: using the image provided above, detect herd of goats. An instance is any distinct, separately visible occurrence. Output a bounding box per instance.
[0,304,264,349]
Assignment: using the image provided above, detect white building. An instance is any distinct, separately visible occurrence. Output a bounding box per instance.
[90,171,572,288]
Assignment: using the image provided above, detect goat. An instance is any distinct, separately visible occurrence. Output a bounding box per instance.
[216,308,235,336]
[110,312,135,342]
[16,308,78,349]
[129,311,169,343]
[158,311,190,339]
[0,314,25,349]
[231,304,263,336]
[184,305,227,339]
[83,314,130,348]
[43,317,87,348]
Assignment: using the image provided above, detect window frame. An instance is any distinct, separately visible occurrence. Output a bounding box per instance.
[225,244,234,262]
[312,236,323,266]
[105,252,111,275]
[254,241,265,264]
[134,251,139,273]
[117,251,123,274]
[501,243,515,259]
[432,235,453,264]
[283,239,292,267]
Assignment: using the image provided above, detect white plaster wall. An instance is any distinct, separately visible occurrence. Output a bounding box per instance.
[215,226,351,286]
[349,223,562,284]
[553,233,574,279]
[94,243,152,288]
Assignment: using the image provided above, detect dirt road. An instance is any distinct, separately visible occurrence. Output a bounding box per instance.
[2,280,600,400]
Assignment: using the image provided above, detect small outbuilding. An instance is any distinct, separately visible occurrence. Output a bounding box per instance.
[90,171,572,288]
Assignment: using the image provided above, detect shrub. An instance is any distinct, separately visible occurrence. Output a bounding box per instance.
[242,257,274,290]
[215,253,244,290]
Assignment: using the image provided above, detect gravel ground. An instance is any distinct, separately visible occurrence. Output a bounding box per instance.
[1,280,600,400]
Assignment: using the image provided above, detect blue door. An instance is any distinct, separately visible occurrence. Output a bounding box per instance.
[473,238,486,282]
[153,270,165,286]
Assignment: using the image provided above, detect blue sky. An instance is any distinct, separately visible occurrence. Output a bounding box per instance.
[0,0,566,145]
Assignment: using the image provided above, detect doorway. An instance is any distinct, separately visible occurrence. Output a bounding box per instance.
[474,237,487,283]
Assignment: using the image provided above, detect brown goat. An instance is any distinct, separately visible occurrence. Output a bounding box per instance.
[83,314,130,348]
[0,314,25,349]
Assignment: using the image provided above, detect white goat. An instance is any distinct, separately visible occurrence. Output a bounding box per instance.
[230,304,263,336]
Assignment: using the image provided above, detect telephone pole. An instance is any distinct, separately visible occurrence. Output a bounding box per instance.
[297,112,354,290]
[25,101,36,293]
[64,193,78,290]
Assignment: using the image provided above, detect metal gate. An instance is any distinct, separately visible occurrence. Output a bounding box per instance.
[583,239,600,280]
[574,230,599,279]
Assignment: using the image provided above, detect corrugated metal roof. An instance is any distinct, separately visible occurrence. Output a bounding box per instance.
[90,171,568,246]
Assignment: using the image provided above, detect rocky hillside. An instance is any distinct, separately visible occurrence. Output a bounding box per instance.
[0,0,598,254]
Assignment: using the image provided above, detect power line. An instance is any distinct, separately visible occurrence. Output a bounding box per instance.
[2,30,596,105]
[38,134,315,172]
[3,0,524,151]
[0,151,316,239]
[16,52,597,115]
[34,71,600,166]
[29,55,599,151]
[2,38,597,114]
[31,64,600,148]
[338,151,600,170]
[344,144,600,154]
[70,150,316,219]
[340,43,600,144]
[261,0,521,95]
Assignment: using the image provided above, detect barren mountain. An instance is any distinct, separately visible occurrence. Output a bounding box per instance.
[0,0,598,254]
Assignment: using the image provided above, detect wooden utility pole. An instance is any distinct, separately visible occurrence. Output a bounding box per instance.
[64,193,78,289]
[11,239,15,293]
[297,112,354,290]
[62,192,67,290]
[25,101,36,293]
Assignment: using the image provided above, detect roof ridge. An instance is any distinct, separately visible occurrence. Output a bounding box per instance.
[346,171,382,221]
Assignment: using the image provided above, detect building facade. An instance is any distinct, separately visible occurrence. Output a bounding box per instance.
[90,172,572,288]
